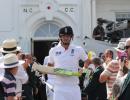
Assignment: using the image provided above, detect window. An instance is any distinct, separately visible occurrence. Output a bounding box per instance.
[116,12,130,21]
[34,23,60,37]
[115,12,130,37]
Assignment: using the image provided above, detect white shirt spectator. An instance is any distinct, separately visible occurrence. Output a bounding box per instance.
[43,56,49,66]
[15,63,28,96]
[43,56,55,100]
[0,56,4,77]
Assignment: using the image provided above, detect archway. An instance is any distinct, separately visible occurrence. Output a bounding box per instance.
[32,22,60,64]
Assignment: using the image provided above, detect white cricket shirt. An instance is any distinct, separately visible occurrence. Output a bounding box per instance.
[48,43,88,85]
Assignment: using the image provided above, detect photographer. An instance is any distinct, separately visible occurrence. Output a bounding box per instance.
[92,18,105,41]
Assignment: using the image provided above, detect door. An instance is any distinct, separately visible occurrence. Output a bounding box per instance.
[33,40,58,64]
[32,23,60,64]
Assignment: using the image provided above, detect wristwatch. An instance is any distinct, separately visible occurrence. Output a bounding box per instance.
[119,68,123,71]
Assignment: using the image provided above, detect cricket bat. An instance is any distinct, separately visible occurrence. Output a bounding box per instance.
[32,62,81,76]
[39,77,54,92]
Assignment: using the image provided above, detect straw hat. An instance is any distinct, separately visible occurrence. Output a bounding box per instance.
[114,42,125,52]
[0,54,24,68]
[0,39,21,53]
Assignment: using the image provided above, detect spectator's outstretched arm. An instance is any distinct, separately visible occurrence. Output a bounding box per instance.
[15,64,28,84]
[99,69,111,83]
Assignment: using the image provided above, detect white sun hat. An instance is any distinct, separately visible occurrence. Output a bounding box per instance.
[0,39,21,53]
[0,54,24,68]
[114,42,125,52]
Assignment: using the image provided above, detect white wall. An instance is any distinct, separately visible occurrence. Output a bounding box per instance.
[0,0,14,31]
[96,0,130,21]
[1,0,130,53]
[0,0,20,44]
[17,0,83,52]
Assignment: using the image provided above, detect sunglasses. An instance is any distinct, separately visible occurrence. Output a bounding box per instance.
[125,46,130,49]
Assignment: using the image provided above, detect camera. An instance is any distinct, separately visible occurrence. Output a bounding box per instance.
[118,52,127,61]
[118,52,127,62]
[121,55,127,62]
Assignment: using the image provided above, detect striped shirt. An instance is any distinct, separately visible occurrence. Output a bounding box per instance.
[0,70,16,99]
[103,60,119,99]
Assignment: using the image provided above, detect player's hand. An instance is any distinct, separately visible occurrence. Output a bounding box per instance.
[33,87,38,95]
[78,68,83,75]
[14,96,22,100]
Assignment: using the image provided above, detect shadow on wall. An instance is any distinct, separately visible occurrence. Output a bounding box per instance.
[83,38,117,58]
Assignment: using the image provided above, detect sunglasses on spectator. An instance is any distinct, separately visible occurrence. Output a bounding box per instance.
[125,46,130,49]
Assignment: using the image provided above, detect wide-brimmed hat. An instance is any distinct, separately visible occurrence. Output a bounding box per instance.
[0,54,24,68]
[0,39,21,53]
[114,42,125,52]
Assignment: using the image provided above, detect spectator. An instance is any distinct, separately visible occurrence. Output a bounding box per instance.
[99,60,119,99]
[117,38,130,100]
[102,49,114,69]
[0,54,24,100]
[0,39,28,99]
[21,53,38,100]
[110,41,127,99]
[83,58,107,100]
[43,42,58,100]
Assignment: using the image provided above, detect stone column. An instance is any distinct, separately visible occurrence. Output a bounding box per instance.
[82,0,92,38]
[91,0,97,37]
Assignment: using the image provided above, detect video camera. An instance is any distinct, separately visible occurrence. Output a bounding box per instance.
[105,20,128,33]
[97,18,128,43]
